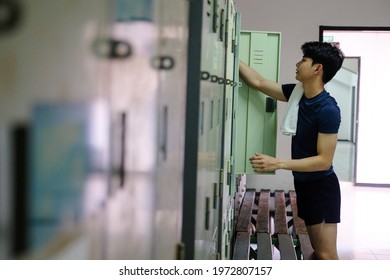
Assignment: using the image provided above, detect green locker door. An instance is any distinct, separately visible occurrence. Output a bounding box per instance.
[234,31,281,174]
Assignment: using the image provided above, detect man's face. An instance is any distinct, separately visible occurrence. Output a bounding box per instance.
[295,56,318,82]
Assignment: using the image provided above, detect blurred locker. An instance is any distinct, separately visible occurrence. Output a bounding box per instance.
[152,0,189,260]
[0,0,111,259]
[103,0,158,260]
[103,0,189,259]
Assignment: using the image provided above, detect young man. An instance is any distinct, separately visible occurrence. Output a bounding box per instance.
[239,41,344,260]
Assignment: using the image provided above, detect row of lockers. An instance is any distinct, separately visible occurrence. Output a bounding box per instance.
[0,0,280,259]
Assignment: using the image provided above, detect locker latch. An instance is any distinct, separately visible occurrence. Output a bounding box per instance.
[266,97,277,113]
[151,55,175,70]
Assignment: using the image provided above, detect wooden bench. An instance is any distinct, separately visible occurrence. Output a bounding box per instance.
[232,188,314,260]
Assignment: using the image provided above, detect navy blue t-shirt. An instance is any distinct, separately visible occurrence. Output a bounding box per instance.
[282,84,341,181]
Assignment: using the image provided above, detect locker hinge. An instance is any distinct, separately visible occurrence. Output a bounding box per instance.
[219,168,224,184]
[224,233,230,259]
[219,169,224,198]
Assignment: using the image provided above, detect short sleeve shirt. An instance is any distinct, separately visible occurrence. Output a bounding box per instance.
[282,84,341,181]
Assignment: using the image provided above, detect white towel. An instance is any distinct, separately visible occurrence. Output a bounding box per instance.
[280,83,304,136]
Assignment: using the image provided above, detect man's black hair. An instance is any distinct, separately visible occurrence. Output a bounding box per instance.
[301,41,345,84]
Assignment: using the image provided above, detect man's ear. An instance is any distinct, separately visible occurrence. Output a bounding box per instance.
[314,63,323,73]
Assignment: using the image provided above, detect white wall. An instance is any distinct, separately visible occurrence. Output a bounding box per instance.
[235,0,390,190]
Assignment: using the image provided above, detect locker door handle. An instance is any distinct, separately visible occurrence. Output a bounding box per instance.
[219,9,224,42]
[201,71,210,80]
[92,38,132,59]
[212,0,219,33]
[210,75,224,84]
[210,75,219,83]
[159,106,168,161]
[119,112,126,187]
[205,197,210,230]
[200,71,238,87]
[151,55,175,70]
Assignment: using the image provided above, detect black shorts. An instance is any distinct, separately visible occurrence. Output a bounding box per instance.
[294,172,341,226]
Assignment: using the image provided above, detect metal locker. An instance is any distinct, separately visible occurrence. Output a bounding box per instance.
[180,0,228,260]
[233,31,281,174]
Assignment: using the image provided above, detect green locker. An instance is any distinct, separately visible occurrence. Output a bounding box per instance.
[233,31,281,174]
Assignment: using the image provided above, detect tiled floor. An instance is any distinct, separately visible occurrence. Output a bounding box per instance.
[334,141,390,260]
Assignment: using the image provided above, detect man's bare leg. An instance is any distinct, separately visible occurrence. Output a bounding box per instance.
[306,222,339,260]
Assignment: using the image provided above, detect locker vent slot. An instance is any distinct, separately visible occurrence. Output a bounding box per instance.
[252,49,264,66]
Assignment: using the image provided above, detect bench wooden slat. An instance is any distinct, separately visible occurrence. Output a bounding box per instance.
[288,191,307,234]
[289,191,314,259]
[278,234,297,260]
[274,190,288,234]
[232,232,250,260]
[236,189,256,232]
[274,191,297,259]
[256,190,270,233]
[256,190,273,259]
[256,232,273,260]
[297,234,314,260]
[233,176,246,228]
